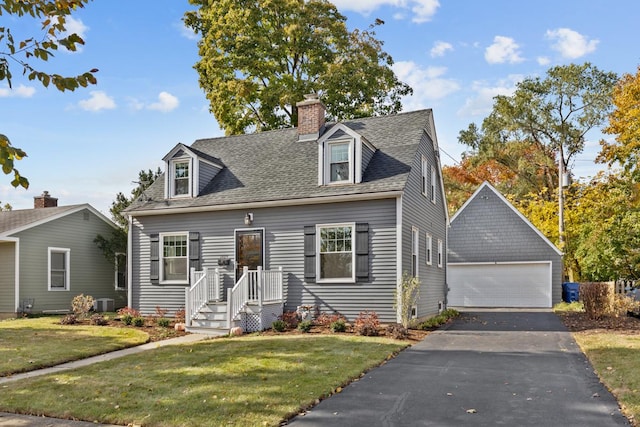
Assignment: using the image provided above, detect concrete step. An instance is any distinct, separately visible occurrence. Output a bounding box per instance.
[193,311,227,321]
[184,325,229,336]
[198,303,228,314]
[190,318,229,330]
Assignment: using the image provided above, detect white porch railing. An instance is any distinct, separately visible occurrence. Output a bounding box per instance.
[185,267,222,324]
[227,266,283,328]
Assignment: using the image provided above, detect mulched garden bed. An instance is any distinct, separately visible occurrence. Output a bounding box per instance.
[558,311,640,334]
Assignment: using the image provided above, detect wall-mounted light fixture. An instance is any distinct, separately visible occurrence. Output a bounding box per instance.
[244,212,254,226]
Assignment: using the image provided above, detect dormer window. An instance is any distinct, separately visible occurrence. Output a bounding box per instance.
[170,159,192,197]
[174,161,190,196]
[329,142,350,183]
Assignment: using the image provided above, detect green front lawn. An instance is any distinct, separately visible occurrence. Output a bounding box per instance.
[0,316,149,376]
[0,334,407,426]
[573,332,640,424]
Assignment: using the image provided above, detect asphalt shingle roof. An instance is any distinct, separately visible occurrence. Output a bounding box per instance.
[128,109,432,212]
[0,205,84,235]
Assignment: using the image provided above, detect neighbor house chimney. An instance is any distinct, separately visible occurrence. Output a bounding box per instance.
[34,191,58,209]
[296,93,326,141]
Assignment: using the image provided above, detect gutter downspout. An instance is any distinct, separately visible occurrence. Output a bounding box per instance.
[127,215,133,309]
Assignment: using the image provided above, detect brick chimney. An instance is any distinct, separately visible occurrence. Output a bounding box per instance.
[296,93,326,141]
[34,191,58,209]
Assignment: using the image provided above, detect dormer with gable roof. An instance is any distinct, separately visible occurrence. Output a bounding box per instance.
[163,143,224,199]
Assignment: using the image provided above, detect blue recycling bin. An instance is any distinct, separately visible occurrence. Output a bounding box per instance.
[562,282,580,303]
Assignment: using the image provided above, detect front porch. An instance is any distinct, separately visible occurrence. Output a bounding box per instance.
[185,266,284,334]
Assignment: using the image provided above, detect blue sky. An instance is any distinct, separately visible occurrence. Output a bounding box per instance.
[1,0,638,214]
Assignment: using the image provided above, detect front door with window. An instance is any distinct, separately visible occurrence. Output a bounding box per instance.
[235,229,264,282]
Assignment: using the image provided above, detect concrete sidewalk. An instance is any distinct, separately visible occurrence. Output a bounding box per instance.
[0,333,214,426]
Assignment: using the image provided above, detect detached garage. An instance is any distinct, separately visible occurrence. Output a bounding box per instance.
[447,182,562,308]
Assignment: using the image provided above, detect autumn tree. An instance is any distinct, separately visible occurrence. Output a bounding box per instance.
[598,66,640,178]
[184,0,412,135]
[1,0,98,188]
[458,63,617,201]
[0,202,12,211]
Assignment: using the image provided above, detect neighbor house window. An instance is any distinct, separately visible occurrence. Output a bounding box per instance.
[48,247,70,291]
[172,160,191,197]
[431,166,436,203]
[421,156,428,196]
[437,239,443,268]
[411,227,419,276]
[328,142,350,183]
[426,233,433,265]
[115,252,126,290]
[317,224,354,281]
[161,233,188,283]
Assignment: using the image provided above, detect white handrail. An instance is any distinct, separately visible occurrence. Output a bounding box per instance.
[186,267,209,324]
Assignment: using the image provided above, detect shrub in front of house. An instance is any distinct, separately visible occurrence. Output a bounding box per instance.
[90,314,108,326]
[60,314,77,325]
[271,319,287,332]
[386,323,408,339]
[279,311,299,329]
[329,319,347,333]
[71,294,95,320]
[157,318,171,328]
[354,311,379,336]
[297,320,313,333]
[132,317,145,327]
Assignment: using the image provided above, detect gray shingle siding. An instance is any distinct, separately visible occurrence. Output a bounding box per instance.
[401,132,448,319]
[449,185,563,304]
[0,242,15,312]
[131,198,399,321]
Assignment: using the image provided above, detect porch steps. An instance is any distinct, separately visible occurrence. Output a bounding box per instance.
[189,302,229,330]
[184,325,229,336]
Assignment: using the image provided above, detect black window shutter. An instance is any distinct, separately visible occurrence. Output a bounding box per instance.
[355,223,369,282]
[304,226,316,282]
[150,234,159,284]
[189,232,201,271]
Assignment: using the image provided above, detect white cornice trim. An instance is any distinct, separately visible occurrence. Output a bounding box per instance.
[128,191,403,217]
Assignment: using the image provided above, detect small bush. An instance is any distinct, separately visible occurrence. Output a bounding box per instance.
[418,314,447,330]
[271,319,287,332]
[280,311,299,329]
[118,306,141,317]
[157,318,171,328]
[581,282,613,320]
[315,312,346,327]
[132,317,145,327]
[297,320,313,333]
[330,319,347,333]
[154,306,168,319]
[89,313,108,326]
[440,308,459,318]
[121,314,133,325]
[60,314,77,325]
[386,323,408,339]
[71,294,94,319]
[354,311,379,336]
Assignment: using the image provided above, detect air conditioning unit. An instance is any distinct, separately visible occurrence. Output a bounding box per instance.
[94,298,115,312]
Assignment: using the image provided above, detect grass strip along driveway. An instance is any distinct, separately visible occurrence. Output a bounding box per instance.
[0,334,407,427]
[0,316,149,377]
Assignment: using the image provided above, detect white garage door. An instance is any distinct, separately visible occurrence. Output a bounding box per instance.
[447,262,552,308]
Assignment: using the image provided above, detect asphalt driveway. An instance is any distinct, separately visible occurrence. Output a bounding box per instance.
[288,309,629,426]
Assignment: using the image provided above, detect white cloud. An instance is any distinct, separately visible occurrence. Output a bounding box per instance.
[537,56,551,66]
[430,41,453,57]
[176,21,198,41]
[485,36,524,64]
[59,16,89,53]
[78,91,116,112]
[148,92,180,112]
[545,28,598,59]
[0,84,36,98]
[458,75,524,117]
[392,61,460,110]
[332,0,439,23]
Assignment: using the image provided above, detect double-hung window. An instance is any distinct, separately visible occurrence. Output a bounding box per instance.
[161,233,188,283]
[317,224,354,281]
[48,248,70,291]
[172,160,191,197]
[437,239,443,268]
[426,233,433,265]
[421,156,428,196]
[431,166,436,203]
[328,142,350,183]
[411,227,419,276]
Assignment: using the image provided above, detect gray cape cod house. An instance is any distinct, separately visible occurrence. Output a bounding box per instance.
[126,96,449,332]
[0,192,126,317]
[447,181,563,308]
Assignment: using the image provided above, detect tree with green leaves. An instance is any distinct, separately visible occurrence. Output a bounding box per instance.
[184,0,412,135]
[1,0,98,188]
[598,66,640,179]
[94,168,161,264]
[0,201,12,211]
[458,63,617,202]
